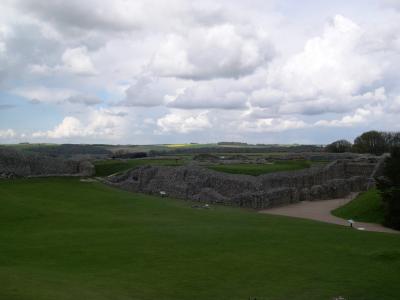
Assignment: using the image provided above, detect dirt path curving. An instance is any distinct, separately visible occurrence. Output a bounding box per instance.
[260,193,399,234]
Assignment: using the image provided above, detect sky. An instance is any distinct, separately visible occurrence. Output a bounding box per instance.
[0,0,400,145]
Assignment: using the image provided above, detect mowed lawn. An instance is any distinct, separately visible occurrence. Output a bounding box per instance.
[207,160,311,176]
[1,179,400,300]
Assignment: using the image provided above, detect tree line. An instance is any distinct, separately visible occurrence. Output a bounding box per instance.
[325,131,400,155]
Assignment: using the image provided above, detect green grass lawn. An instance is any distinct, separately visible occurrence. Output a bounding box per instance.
[332,189,385,224]
[94,158,185,176]
[207,160,311,176]
[1,178,400,300]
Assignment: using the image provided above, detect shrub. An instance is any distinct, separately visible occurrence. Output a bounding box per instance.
[376,146,400,229]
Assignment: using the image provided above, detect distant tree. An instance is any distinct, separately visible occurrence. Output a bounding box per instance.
[353,131,386,155]
[376,146,400,229]
[325,139,352,153]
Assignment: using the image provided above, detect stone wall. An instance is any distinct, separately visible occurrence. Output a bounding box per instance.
[107,157,381,209]
[0,148,95,178]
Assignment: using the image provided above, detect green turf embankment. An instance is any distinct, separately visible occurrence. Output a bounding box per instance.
[0,178,400,300]
[94,158,184,176]
[207,160,311,176]
[95,158,312,177]
[332,189,385,224]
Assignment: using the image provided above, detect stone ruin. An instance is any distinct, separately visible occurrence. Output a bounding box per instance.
[0,147,95,178]
[106,156,384,209]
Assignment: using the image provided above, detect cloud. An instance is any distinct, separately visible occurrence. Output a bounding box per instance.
[65,94,102,106]
[33,109,126,139]
[2,1,400,144]
[151,24,273,80]
[122,76,168,107]
[12,86,77,103]
[238,118,308,133]
[258,15,385,112]
[315,106,383,127]
[0,129,16,138]
[0,24,9,56]
[249,88,285,108]
[383,0,400,10]
[60,47,97,76]
[389,95,400,112]
[167,83,248,109]
[16,0,145,33]
[33,116,83,138]
[278,87,387,115]
[157,111,211,133]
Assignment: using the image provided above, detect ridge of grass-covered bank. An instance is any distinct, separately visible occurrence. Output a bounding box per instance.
[332,189,385,224]
[207,160,311,176]
[1,178,400,300]
[94,158,313,177]
[94,158,185,176]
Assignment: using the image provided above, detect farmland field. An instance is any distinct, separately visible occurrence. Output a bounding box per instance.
[1,178,400,300]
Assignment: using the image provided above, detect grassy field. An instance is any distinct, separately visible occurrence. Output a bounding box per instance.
[207,160,311,176]
[94,158,185,176]
[1,178,400,300]
[332,189,385,224]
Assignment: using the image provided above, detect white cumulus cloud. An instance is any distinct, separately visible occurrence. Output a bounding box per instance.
[151,24,273,80]
[0,129,16,138]
[33,109,126,139]
[61,47,97,76]
[157,111,211,133]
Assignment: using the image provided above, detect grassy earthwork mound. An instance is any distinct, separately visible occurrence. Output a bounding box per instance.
[332,189,385,224]
[94,158,185,176]
[94,157,313,177]
[207,160,311,176]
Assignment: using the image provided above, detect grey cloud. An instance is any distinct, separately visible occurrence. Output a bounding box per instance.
[168,90,248,110]
[16,0,142,34]
[29,99,41,105]
[382,0,400,10]
[166,78,252,110]
[121,77,168,107]
[105,111,128,117]
[0,22,64,88]
[65,95,103,106]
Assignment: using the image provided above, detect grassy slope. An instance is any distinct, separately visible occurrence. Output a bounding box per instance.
[332,189,385,224]
[207,160,311,176]
[1,179,400,300]
[94,158,185,176]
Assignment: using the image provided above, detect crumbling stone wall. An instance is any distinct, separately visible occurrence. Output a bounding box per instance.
[0,148,95,178]
[107,157,381,209]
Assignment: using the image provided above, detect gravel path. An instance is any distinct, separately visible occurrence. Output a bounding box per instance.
[260,193,399,234]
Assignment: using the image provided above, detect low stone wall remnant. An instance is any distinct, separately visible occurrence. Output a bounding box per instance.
[107,157,382,209]
[0,147,95,178]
